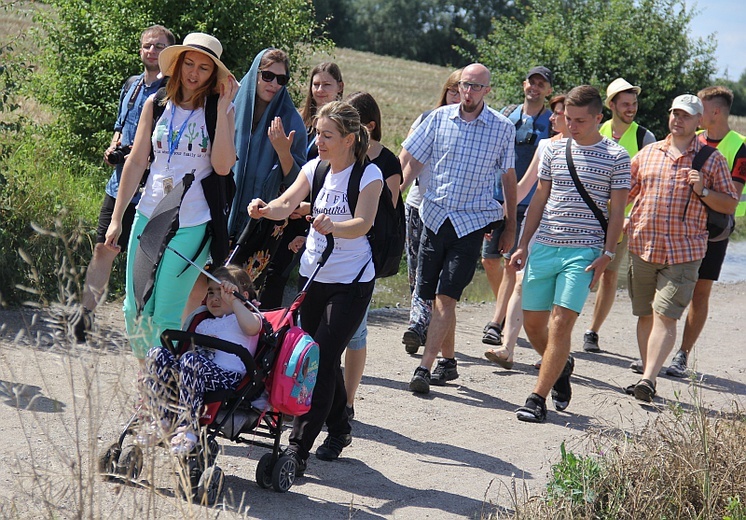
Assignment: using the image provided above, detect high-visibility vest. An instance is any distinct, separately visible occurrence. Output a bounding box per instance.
[600,120,647,157]
[699,129,746,217]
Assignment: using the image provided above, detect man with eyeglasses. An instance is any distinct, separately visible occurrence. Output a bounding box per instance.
[481,66,554,351]
[69,25,174,342]
[400,63,518,394]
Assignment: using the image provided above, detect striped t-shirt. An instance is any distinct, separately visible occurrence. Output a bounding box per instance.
[536,137,630,248]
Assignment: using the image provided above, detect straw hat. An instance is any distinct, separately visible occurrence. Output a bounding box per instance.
[605,78,641,108]
[158,33,231,84]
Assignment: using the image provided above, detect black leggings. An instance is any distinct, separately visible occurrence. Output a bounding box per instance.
[289,277,374,458]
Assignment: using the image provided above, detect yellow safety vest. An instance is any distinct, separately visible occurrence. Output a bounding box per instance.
[699,130,746,217]
[600,120,641,157]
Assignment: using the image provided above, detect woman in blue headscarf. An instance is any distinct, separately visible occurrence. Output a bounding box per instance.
[229,48,307,289]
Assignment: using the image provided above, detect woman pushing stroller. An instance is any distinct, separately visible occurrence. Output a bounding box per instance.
[248,101,382,475]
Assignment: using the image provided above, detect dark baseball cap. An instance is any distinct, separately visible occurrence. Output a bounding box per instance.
[526,66,553,86]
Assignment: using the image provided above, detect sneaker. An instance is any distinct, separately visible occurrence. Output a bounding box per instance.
[409,366,431,394]
[582,331,600,352]
[402,328,423,354]
[285,446,307,477]
[345,404,355,421]
[315,433,352,461]
[630,358,644,374]
[69,306,92,343]
[170,430,198,456]
[430,358,459,386]
[666,350,688,378]
[516,393,547,423]
[551,355,574,411]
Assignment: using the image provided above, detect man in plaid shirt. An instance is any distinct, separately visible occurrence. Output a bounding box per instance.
[400,63,517,394]
[625,94,738,402]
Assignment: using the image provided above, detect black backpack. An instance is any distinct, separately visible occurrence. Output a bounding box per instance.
[150,87,237,262]
[688,145,735,242]
[312,159,405,279]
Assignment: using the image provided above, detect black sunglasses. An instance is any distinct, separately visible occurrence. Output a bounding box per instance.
[259,70,290,86]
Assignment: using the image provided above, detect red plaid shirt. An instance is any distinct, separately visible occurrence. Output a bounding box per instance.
[627,134,737,265]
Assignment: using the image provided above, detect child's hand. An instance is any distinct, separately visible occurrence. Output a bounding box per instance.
[220,281,240,304]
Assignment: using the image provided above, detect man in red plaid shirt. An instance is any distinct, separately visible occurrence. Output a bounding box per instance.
[625,94,739,402]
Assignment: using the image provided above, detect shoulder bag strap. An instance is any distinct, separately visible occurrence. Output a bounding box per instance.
[682,145,718,220]
[565,138,608,234]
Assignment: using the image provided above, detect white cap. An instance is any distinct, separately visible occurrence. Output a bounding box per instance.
[669,94,703,115]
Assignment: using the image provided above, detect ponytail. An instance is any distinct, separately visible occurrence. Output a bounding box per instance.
[354,126,369,164]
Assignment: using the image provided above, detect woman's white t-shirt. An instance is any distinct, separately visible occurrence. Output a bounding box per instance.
[194,313,259,377]
[138,99,213,227]
[299,158,383,284]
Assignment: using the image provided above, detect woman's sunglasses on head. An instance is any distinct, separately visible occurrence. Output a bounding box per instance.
[259,70,290,86]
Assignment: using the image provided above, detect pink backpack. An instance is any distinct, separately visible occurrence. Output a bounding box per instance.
[268,326,320,416]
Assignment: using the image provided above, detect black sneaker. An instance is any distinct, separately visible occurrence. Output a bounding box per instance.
[582,331,600,352]
[551,355,574,411]
[430,358,459,386]
[315,433,352,461]
[516,393,547,423]
[409,366,431,394]
[285,446,307,477]
[666,350,688,378]
[402,328,423,354]
[70,307,92,343]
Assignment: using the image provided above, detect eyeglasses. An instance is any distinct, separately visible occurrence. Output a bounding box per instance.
[459,81,488,92]
[447,88,460,96]
[141,43,167,51]
[259,70,290,86]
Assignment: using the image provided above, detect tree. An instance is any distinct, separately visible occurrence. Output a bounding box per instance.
[461,0,716,138]
[321,0,517,66]
[30,0,328,163]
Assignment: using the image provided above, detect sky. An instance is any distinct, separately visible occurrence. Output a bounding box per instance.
[689,0,745,80]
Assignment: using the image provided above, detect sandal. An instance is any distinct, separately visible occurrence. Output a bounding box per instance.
[170,428,198,456]
[633,378,656,403]
[484,348,514,369]
[482,322,503,346]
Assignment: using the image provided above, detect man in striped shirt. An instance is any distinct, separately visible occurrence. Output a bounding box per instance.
[509,85,630,422]
[625,94,738,402]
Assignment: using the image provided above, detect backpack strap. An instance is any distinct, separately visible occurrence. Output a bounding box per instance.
[311,160,332,215]
[345,158,370,217]
[681,145,718,221]
[115,74,142,130]
[636,124,647,151]
[565,138,608,236]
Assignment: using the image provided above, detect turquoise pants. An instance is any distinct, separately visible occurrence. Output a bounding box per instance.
[124,211,210,358]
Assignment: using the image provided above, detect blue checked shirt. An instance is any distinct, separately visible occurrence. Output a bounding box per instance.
[402,103,516,238]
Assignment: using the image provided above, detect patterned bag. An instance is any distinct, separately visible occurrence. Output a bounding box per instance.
[268,326,319,416]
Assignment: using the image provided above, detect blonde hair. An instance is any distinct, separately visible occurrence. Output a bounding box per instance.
[315,100,369,164]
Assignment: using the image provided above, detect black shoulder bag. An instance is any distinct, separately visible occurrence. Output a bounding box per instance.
[565,138,608,241]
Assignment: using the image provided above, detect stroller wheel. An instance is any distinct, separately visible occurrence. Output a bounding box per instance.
[202,437,220,468]
[255,453,273,489]
[177,457,202,501]
[271,454,296,493]
[116,445,143,481]
[98,442,122,481]
[197,466,224,505]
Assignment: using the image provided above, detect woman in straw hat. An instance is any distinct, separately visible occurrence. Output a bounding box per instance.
[104,32,239,361]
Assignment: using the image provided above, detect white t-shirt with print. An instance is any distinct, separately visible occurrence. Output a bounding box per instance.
[299,158,383,284]
[138,99,213,227]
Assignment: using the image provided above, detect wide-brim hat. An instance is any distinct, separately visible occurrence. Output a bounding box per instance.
[158,32,231,84]
[605,78,641,108]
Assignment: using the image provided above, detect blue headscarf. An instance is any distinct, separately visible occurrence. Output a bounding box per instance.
[229,48,307,238]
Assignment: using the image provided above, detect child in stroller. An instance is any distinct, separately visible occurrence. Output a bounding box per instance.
[138,265,263,455]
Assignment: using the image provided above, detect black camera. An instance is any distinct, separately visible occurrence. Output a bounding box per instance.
[516,133,538,146]
[108,144,132,165]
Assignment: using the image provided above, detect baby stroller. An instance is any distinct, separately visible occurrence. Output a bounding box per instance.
[98,237,334,503]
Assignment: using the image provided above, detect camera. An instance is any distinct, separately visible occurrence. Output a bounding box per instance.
[108,144,132,165]
[516,133,538,146]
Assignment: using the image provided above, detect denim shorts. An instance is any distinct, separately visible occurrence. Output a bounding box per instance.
[347,301,370,350]
[522,243,598,313]
[482,205,527,259]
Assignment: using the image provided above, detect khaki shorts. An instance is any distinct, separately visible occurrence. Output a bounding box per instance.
[627,253,701,319]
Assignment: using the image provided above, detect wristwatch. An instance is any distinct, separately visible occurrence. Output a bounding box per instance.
[700,187,710,198]
[603,250,616,260]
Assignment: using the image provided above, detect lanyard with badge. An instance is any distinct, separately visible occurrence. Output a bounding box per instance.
[163,104,196,194]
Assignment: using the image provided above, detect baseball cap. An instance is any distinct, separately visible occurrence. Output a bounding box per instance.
[669,94,703,115]
[605,78,641,108]
[526,66,553,86]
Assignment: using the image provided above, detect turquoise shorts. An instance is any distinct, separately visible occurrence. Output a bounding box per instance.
[522,243,598,314]
[124,211,210,359]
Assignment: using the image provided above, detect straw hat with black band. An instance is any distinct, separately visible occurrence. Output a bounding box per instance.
[158,32,232,86]
[605,77,641,109]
